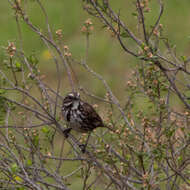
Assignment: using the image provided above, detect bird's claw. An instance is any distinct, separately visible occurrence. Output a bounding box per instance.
[79,144,86,153]
[63,128,72,138]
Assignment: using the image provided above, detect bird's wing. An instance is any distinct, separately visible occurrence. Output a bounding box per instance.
[79,102,104,130]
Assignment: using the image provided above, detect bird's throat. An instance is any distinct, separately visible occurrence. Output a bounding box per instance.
[72,100,79,110]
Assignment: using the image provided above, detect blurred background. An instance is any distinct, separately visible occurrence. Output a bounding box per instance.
[1,1,190,188]
[1,0,190,101]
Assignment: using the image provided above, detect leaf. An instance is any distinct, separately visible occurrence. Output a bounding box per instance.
[126,154,131,161]
[11,163,18,173]
[138,55,146,59]
[15,61,22,72]
[14,175,23,182]
[150,56,158,59]
[166,128,175,138]
[16,187,25,190]
[120,32,129,38]
[26,159,32,166]
[32,135,39,147]
[177,156,182,162]
[41,126,49,133]
[154,163,158,170]
[0,89,6,95]
[181,55,187,62]
[27,54,39,66]
[132,12,138,17]
[141,43,145,49]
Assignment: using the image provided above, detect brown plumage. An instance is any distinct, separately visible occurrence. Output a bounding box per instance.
[62,92,105,152]
[62,92,104,134]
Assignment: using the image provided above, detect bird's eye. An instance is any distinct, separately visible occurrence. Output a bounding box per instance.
[66,92,80,99]
[68,93,74,97]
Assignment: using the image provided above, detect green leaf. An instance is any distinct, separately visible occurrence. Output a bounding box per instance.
[41,126,49,133]
[14,175,23,182]
[132,12,138,17]
[15,61,22,72]
[154,163,158,170]
[27,54,39,66]
[120,32,129,38]
[26,159,32,166]
[32,135,39,147]
[138,55,146,59]
[150,56,158,59]
[141,43,145,49]
[0,89,6,95]
[11,163,18,173]
[166,128,175,138]
[181,55,187,62]
[177,156,182,162]
[126,154,131,161]
[16,187,25,190]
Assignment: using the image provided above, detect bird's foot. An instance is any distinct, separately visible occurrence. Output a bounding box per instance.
[63,128,72,138]
[79,144,86,153]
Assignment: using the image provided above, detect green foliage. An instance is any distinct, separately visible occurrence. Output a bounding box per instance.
[10,163,19,173]
[31,130,39,148]
[27,54,39,66]
[0,0,190,189]
[0,96,7,124]
[41,126,55,142]
[16,187,26,190]
[15,61,22,72]
[26,159,32,167]
[120,31,130,38]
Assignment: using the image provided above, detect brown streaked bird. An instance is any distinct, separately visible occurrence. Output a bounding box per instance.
[61,92,105,152]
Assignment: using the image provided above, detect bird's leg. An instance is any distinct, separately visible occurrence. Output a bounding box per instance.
[79,132,91,153]
[63,128,72,138]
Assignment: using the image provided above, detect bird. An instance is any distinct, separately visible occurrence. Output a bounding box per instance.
[61,92,105,152]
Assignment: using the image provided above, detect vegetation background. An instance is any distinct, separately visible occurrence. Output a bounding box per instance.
[1,0,190,99]
[0,0,190,189]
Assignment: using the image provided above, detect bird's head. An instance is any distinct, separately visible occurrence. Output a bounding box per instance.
[62,92,80,108]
